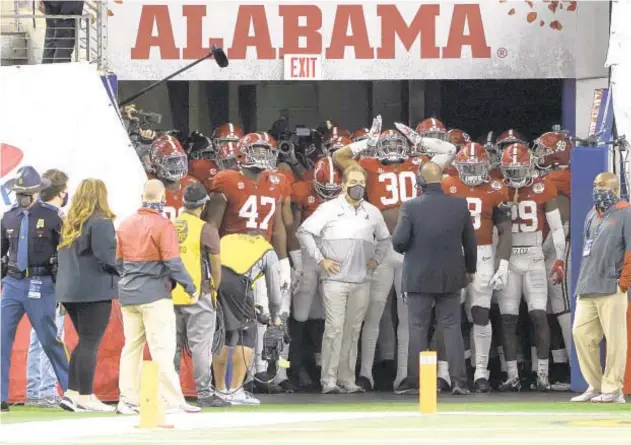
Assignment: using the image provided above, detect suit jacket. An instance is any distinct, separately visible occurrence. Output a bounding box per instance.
[392,183,477,294]
[56,214,119,304]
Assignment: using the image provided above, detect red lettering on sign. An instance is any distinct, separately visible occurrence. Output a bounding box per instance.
[131,5,179,59]
[290,57,318,78]
[129,4,492,61]
[228,5,276,60]
[443,5,490,58]
[279,5,322,57]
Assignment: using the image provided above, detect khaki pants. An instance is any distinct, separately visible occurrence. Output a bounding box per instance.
[573,288,629,394]
[119,298,185,408]
[320,280,371,388]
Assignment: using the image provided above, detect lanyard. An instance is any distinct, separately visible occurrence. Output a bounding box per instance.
[586,212,612,242]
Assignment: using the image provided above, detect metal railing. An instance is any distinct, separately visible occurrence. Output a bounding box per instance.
[0,0,108,69]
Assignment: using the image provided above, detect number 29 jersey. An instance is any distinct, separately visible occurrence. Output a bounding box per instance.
[209,169,282,241]
[358,157,422,210]
[442,176,510,246]
[508,176,558,245]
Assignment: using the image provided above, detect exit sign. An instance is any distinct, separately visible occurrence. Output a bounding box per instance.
[283,54,322,80]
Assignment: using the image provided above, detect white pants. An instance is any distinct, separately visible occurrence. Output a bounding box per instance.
[292,256,325,322]
[320,280,371,388]
[464,245,495,318]
[545,241,571,315]
[498,245,548,315]
[360,246,408,385]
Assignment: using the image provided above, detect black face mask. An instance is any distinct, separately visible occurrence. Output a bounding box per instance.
[244,166,265,174]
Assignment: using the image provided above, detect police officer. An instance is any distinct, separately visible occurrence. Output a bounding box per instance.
[1,166,69,411]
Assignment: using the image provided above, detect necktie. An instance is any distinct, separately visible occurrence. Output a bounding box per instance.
[17,210,29,272]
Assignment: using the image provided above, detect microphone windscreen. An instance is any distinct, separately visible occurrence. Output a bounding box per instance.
[212,45,229,68]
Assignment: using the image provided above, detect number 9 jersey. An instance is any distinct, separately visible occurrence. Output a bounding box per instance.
[209,169,281,241]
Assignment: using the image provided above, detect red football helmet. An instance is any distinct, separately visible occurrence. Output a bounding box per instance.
[186,131,214,161]
[327,135,352,154]
[454,143,491,187]
[351,128,370,142]
[212,123,244,147]
[215,141,240,171]
[324,127,352,151]
[150,135,188,182]
[376,129,409,162]
[500,143,535,188]
[238,132,277,170]
[448,129,471,148]
[533,130,572,171]
[313,156,342,200]
[497,129,527,150]
[416,118,447,141]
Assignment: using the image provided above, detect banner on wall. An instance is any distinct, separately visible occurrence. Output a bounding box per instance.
[107,1,579,81]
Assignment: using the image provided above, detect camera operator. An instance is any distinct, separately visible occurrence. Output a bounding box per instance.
[122,105,158,172]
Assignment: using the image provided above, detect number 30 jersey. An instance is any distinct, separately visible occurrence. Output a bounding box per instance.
[209,169,282,241]
[508,176,558,245]
[358,157,423,210]
[442,176,510,246]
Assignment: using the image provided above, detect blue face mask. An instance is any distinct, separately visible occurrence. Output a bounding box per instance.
[593,188,619,212]
[142,201,165,212]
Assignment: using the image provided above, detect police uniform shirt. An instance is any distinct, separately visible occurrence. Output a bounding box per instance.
[1,201,62,270]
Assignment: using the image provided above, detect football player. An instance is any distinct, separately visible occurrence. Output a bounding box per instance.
[496,129,527,151]
[186,131,220,190]
[324,126,352,152]
[534,129,573,382]
[333,116,457,392]
[497,143,566,392]
[444,129,471,177]
[148,134,199,221]
[289,156,342,389]
[212,122,244,147]
[441,143,513,392]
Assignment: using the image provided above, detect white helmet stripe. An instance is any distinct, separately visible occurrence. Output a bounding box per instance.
[327,156,334,185]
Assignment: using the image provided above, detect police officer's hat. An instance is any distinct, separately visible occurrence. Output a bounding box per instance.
[183,183,209,209]
[6,166,51,194]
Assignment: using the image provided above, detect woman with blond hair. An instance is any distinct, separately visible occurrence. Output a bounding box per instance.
[56,179,118,412]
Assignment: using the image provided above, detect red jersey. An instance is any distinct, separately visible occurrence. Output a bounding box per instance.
[545,169,571,198]
[210,169,282,241]
[489,168,503,180]
[145,174,199,221]
[508,176,558,235]
[303,169,315,182]
[265,169,294,200]
[291,180,324,220]
[444,165,458,177]
[359,157,422,210]
[442,176,510,246]
[189,159,219,186]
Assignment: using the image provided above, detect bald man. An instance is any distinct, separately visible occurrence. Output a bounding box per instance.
[572,172,629,404]
[116,179,201,414]
[392,161,477,394]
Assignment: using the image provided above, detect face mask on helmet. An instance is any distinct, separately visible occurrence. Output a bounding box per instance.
[455,161,489,187]
[242,142,277,170]
[158,154,188,181]
[217,156,239,171]
[377,134,408,162]
[420,129,447,141]
[501,164,532,188]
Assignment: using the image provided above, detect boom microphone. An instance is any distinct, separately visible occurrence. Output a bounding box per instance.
[212,45,229,68]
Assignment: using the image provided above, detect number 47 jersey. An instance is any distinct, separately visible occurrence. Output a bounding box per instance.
[442,176,510,246]
[209,169,282,241]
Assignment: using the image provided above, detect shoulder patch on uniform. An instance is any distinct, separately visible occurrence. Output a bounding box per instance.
[449,186,458,194]
[308,196,315,204]
[237,182,245,190]
[269,175,280,184]
[490,180,503,191]
[533,182,545,194]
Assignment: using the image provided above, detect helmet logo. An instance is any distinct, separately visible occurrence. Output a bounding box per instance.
[449,186,457,194]
[533,182,545,194]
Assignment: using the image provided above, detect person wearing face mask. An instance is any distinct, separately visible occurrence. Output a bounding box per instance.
[115,179,201,415]
[297,165,391,394]
[56,178,119,412]
[25,169,69,409]
[171,183,229,408]
[572,172,630,404]
[1,166,69,412]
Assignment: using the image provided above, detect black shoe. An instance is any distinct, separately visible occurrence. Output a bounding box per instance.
[394,378,419,395]
[1,401,9,412]
[452,385,471,396]
[437,378,451,393]
[198,394,231,408]
[253,373,284,394]
[474,378,491,393]
[279,379,297,394]
[356,376,373,392]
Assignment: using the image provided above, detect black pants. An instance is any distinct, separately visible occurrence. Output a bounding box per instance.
[407,292,467,387]
[42,1,84,64]
[64,300,111,395]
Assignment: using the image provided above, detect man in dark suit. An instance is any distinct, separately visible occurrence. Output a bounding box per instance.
[392,162,477,395]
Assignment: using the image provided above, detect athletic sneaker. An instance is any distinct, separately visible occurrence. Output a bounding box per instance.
[338,383,364,394]
[197,394,231,408]
[536,374,551,392]
[321,385,341,395]
[474,378,491,394]
[394,378,419,395]
[498,376,521,392]
[77,395,116,412]
[226,389,260,406]
[591,391,626,404]
[570,389,600,402]
[60,396,84,412]
[116,399,140,415]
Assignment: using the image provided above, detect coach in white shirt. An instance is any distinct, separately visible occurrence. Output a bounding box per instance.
[297,165,391,394]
